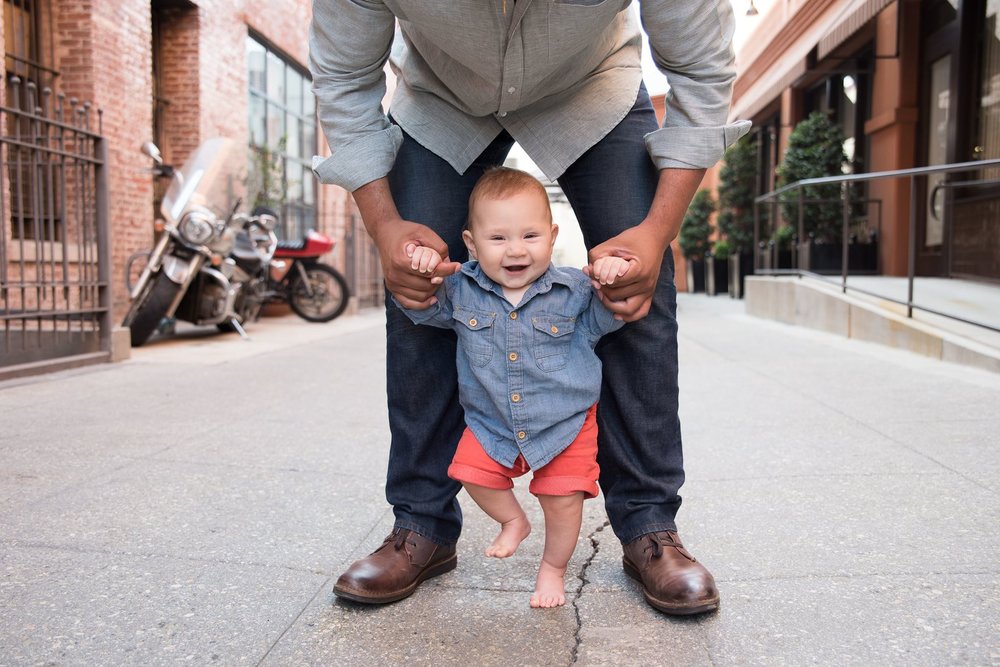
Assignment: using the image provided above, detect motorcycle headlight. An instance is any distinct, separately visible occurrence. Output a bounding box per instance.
[179,210,216,246]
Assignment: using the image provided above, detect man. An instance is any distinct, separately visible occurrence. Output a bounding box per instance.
[310,0,749,615]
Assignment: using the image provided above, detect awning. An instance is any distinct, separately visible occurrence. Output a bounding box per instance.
[730,57,808,122]
[730,0,895,122]
[817,0,895,60]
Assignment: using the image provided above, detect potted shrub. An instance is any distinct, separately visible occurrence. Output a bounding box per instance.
[706,239,731,296]
[717,135,757,297]
[679,189,714,293]
[772,224,797,270]
[777,111,848,271]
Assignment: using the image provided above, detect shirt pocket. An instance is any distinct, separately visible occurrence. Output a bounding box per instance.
[547,0,629,60]
[453,307,497,368]
[531,315,576,372]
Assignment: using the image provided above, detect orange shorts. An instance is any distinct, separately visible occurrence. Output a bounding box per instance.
[447,404,600,499]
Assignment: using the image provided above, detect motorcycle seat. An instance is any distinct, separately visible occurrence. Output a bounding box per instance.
[276,238,308,251]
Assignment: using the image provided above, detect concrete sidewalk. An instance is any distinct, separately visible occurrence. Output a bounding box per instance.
[1,296,998,666]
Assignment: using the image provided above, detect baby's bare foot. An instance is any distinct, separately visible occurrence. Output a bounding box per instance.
[485,514,531,558]
[529,559,567,608]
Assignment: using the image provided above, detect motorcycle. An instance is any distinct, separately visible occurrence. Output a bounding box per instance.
[266,229,349,322]
[123,138,277,347]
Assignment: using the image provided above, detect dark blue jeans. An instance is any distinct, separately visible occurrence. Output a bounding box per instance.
[384,85,684,545]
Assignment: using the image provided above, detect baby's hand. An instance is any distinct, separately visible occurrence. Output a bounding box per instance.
[589,256,635,286]
[405,242,444,279]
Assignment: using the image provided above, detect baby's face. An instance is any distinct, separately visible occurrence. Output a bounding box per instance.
[462,191,557,293]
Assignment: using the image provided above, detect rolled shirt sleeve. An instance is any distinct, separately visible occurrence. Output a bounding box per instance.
[309,0,402,192]
[640,0,751,169]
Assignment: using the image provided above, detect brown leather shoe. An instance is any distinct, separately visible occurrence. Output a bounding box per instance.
[333,528,457,604]
[622,530,719,615]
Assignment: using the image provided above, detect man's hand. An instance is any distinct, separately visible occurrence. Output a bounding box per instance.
[584,223,668,322]
[374,220,461,309]
[584,168,706,322]
[352,178,460,310]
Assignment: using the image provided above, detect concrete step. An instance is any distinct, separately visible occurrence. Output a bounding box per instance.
[744,275,1000,373]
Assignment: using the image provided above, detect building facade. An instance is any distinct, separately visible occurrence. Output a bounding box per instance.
[726,0,999,282]
[1,0,379,374]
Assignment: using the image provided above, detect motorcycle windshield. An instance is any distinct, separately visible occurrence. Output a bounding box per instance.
[161,137,248,223]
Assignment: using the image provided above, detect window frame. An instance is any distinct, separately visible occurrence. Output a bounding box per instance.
[246,32,317,241]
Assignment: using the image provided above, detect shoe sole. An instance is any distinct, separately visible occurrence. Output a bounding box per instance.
[622,557,720,616]
[333,553,458,605]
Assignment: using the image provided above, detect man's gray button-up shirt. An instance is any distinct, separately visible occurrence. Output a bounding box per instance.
[310,0,751,192]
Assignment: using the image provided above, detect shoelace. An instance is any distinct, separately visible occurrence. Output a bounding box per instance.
[392,529,416,552]
[646,531,681,559]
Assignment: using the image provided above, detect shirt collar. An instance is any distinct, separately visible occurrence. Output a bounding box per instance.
[461,261,575,304]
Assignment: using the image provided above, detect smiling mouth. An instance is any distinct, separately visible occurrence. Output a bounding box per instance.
[503,265,529,273]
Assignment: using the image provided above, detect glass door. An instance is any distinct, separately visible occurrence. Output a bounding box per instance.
[951,0,1000,281]
[924,55,951,252]
[917,1,960,276]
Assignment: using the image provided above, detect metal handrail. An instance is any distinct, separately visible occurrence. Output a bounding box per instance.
[755,158,1000,201]
[752,158,1000,334]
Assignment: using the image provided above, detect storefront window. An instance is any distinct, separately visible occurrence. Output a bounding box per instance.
[803,51,872,175]
[247,35,317,240]
[978,0,1000,161]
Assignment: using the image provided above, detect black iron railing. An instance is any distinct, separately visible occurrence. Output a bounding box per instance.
[753,159,1000,333]
[0,77,110,377]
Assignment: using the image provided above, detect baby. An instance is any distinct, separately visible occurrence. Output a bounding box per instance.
[396,166,632,607]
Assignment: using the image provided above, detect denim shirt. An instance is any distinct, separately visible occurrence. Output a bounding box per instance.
[310,0,751,191]
[397,262,624,470]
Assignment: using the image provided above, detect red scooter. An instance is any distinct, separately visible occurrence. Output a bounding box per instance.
[268,229,350,322]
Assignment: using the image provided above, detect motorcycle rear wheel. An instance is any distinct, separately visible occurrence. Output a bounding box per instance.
[124,271,181,347]
[289,264,349,323]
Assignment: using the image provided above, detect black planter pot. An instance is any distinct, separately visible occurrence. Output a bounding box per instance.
[760,244,795,270]
[728,251,753,299]
[777,249,794,269]
[804,240,880,274]
[705,255,729,296]
[685,259,706,293]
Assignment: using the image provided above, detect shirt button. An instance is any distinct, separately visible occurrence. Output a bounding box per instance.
[507,86,516,94]
[517,431,526,440]
[508,352,518,362]
[499,112,508,118]
[509,312,518,320]
[469,318,478,327]
[511,393,521,403]
[550,325,559,334]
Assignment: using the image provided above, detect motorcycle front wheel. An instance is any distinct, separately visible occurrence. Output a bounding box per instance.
[123,271,181,347]
[288,264,349,323]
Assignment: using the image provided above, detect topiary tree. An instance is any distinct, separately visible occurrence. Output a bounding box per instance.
[679,189,715,261]
[710,238,732,261]
[776,111,847,243]
[717,135,757,253]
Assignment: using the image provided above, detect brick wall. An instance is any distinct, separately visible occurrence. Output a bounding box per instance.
[156,6,200,166]
[196,1,248,147]
[1,0,361,337]
[53,1,155,321]
[245,0,312,64]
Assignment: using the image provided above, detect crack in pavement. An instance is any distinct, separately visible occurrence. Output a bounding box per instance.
[570,519,610,664]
